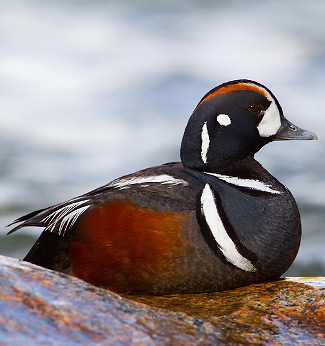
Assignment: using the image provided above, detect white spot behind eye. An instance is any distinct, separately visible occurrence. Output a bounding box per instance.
[217,114,231,126]
[201,121,210,163]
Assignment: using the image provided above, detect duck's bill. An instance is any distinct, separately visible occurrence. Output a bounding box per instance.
[275,117,318,141]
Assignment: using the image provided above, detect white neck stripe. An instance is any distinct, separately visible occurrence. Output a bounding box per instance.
[205,172,281,194]
[201,121,209,164]
[201,184,256,272]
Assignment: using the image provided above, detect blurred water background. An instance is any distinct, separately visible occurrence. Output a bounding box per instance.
[0,0,324,276]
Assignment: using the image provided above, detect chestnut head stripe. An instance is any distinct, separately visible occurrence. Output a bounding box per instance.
[197,83,268,107]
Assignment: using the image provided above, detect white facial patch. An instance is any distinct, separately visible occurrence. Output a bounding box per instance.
[242,82,281,138]
[201,121,210,164]
[205,172,282,194]
[217,113,231,126]
[257,101,281,137]
[200,184,256,272]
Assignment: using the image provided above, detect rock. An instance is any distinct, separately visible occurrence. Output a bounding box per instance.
[0,255,324,345]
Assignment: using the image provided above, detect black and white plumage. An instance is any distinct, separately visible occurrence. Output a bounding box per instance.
[8,79,317,294]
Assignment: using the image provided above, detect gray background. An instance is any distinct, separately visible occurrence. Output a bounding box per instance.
[0,0,324,276]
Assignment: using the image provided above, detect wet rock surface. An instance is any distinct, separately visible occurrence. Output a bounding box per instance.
[0,255,324,345]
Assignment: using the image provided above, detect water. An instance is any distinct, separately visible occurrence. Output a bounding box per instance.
[0,0,324,276]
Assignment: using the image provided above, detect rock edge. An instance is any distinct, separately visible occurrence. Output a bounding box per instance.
[0,255,324,345]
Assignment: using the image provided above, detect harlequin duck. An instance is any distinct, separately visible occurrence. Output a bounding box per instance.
[8,79,317,295]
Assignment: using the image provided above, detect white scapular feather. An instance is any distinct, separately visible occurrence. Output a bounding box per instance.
[42,201,91,235]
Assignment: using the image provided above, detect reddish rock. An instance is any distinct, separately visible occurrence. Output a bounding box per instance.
[0,255,324,345]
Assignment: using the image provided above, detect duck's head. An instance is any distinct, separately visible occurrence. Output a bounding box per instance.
[181,79,317,171]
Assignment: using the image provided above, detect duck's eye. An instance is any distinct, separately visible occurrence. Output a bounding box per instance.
[247,104,262,115]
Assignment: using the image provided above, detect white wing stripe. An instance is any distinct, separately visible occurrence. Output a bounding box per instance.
[108,174,188,190]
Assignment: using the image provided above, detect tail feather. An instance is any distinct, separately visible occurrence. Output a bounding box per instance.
[7,197,92,237]
[7,207,51,234]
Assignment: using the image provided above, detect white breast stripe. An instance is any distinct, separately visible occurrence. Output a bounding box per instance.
[201,121,209,164]
[206,172,281,194]
[201,184,256,272]
[108,174,188,190]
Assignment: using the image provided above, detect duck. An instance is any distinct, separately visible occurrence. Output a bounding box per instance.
[8,79,317,295]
